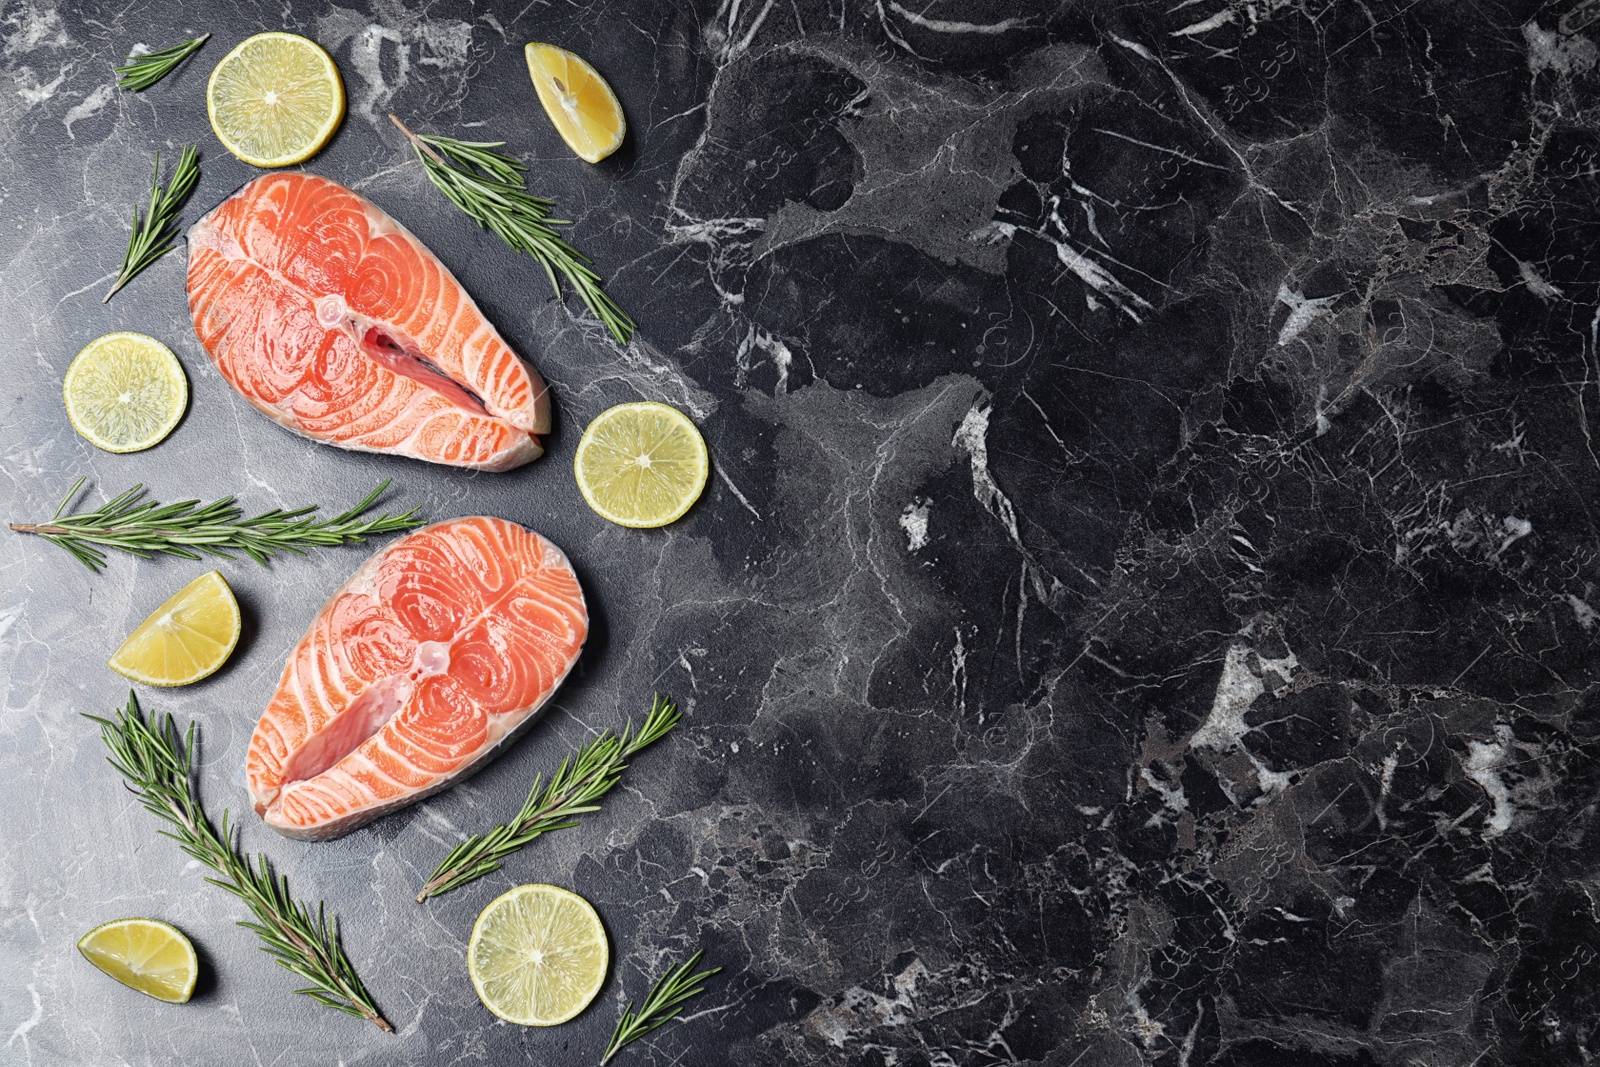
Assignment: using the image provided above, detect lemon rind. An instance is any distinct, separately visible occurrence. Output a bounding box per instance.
[108,571,241,687]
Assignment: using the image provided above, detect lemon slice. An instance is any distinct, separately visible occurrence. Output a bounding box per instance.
[468,884,608,1026]
[207,32,344,167]
[109,570,241,687]
[524,43,626,164]
[63,332,187,453]
[574,401,709,528]
[77,918,199,1004]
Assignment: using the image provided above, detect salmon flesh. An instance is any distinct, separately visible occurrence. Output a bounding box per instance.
[247,518,588,840]
[188,173,551,470]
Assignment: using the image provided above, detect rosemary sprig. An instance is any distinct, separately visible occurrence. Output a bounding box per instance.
[388,113,636,346]
[104,145,200,302]
[10,478,423,572]
[87,693,392,1030]
[601,950,722,1064]
[115,34,210,91]
[417,695,681,902]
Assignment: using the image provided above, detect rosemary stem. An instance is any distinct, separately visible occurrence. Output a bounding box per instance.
[12,480,423,572]
[601,950,722,1063]
[90,696,391,1030]
[157,799,391,1031]
[387,112,447,166]
[103,145,200,302]
[416,752,620,902]
[388,113,636,345]
[416,696,681,901]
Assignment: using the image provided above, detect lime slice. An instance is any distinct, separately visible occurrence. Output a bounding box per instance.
[468,884,608,1026]
[77,918,198,1003]
[525,42,626,164]
[207,32,344,168]
[63,332,187,453]
[573,402,709,528]
[109,570,241,687]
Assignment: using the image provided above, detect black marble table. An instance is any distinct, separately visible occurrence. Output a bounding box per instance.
[4,2,1599,1064]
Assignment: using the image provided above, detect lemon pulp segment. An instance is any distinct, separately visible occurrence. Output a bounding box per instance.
[77,917,199,1003]
[108,570,241,687]
[525,42,625,164]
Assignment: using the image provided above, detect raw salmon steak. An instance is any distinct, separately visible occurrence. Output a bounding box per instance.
[187,173,550,471]
[247,517,588,840]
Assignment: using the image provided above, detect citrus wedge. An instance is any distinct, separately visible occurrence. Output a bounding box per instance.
[77,918,199,1004]
[207,32,344,167]
[524,42,625,163]
[63,332,187,453]
[109,570,241,687]
[574,401,709,528]
[468,884,608,1026]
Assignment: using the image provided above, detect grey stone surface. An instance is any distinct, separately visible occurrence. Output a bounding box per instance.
[7,1,1600,1065]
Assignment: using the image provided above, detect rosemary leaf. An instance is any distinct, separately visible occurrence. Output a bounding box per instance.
[601,950,722,1064]
[416,695,681,902]
[104,145,200,303]
[9,478,423,572]
[389,113,636,346]
[87,693,392,1030]
[115,34,210,91]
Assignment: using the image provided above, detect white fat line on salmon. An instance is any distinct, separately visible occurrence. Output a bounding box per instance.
[314,294,492,416]
[262,640,455,814]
